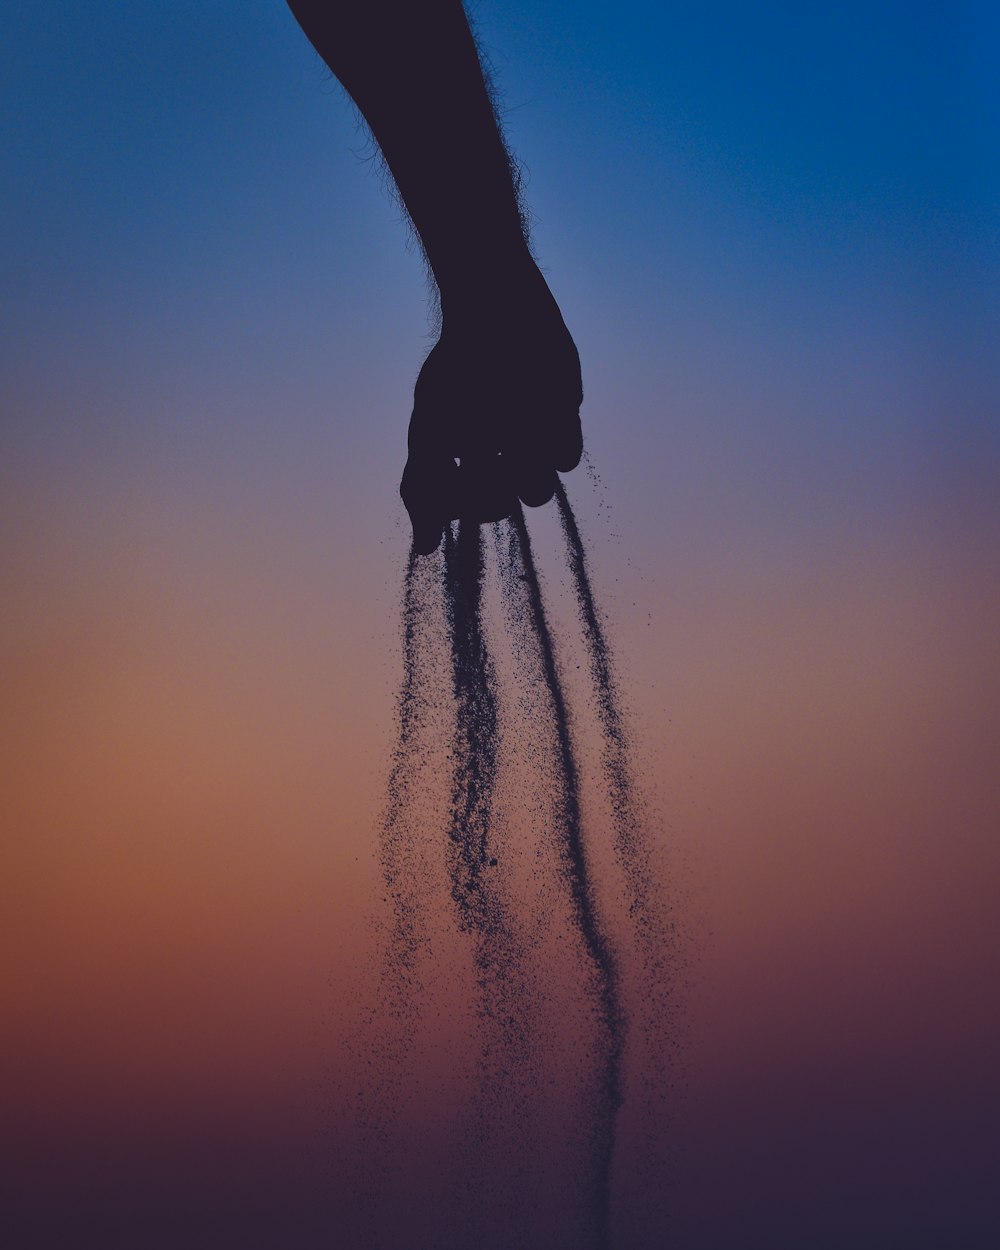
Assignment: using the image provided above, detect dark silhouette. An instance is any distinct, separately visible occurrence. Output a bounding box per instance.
[286,0,583,554]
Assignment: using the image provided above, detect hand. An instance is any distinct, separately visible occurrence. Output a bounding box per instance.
[400,269,583,555]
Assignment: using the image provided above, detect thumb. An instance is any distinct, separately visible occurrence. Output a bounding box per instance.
[400,451,459,556]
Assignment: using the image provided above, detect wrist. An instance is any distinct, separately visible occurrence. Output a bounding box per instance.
[437,244,555,327]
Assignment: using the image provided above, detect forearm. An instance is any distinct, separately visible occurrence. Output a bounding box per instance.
[286,0,535,316]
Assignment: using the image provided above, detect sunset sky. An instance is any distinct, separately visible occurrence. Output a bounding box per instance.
[3,2,998,1247]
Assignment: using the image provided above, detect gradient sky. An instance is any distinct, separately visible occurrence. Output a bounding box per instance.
[3,3,998,1247]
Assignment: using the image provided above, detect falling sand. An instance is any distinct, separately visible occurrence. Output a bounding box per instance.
[366,479,675,1249]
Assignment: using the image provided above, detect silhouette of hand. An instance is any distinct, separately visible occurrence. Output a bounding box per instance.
[400,273,583,554]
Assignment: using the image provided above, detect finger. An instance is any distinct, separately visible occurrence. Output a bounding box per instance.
[400,452,459,556]
[512,456,557,509]
[456,451,516,523]
[549,409,583,473]
[410,512,445,557]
